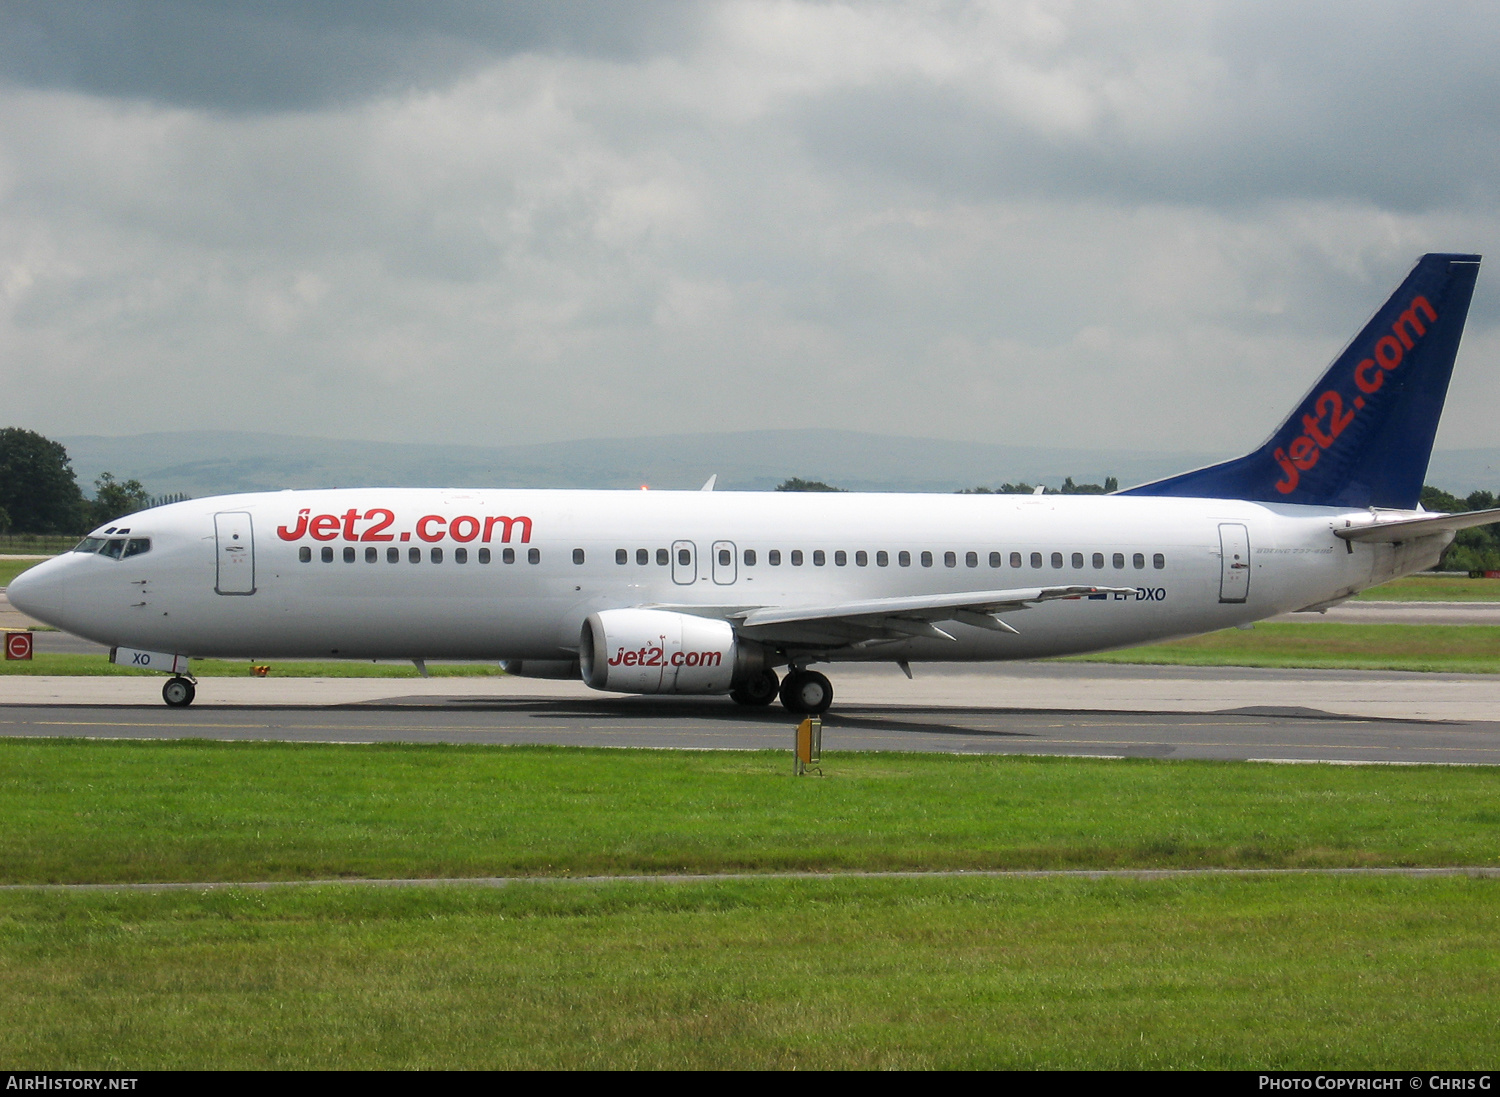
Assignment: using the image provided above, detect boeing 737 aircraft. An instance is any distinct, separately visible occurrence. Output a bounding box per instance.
[10,253,1497,714]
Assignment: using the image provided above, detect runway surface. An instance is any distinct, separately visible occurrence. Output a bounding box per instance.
[5,662,1500,764]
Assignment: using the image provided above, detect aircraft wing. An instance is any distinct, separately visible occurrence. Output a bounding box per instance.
[1335,507,1500,543]
[702,585,1138,646]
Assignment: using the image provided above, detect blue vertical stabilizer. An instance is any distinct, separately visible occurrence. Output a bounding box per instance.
[1122,253,1481,509]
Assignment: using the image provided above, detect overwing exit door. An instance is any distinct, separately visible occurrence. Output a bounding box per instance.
[215,512,256,595]
[712,541,737,584]
[1218,523,1250,603]
[671,540,697,585]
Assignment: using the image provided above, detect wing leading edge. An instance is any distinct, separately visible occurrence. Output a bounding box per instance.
[652,584,1137,647]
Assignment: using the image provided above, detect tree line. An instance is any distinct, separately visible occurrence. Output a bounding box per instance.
[0,427,186,535]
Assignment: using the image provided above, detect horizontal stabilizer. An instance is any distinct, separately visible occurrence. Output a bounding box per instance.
[1335,507,1500,543]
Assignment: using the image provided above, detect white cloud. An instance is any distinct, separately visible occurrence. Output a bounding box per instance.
[0,0,1497,459]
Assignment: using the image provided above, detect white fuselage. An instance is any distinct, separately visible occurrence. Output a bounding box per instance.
[9,488,1441,664]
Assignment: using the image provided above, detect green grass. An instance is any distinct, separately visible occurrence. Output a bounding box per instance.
[1358,574,1500,600]
[0,653,506,677]
[1,874,1496,1069]
[3,741,1499,885]
[1069,622,1500,673]
[4,741,1498,1067]
[0,556,44,587]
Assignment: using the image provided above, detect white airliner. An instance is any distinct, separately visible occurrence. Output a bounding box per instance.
[11,253,1499,714]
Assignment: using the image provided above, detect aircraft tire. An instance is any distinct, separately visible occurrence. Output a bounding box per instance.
[779,670,832,715]
[730,667,780,706]
[162,677,196,708]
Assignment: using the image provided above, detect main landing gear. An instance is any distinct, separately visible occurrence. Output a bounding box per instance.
[162,676,196,708]
[778,669,833,716]
[730,667,780,707]
[728,667,834,715]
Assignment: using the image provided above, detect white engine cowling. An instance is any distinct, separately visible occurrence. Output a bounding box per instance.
[579,609,765,695]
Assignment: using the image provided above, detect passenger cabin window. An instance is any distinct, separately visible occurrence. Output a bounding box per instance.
[1030,552,1042,568]
[1154,553,1166,569]
[1113,553,1125,568]
[833,550,846,566]
[920,551,933,568]
[990,552,1002,568]
[678,548,691,566]
[1092,552,1104,568]
[769,550,782,565]
[637,549,649,565]
[791,550,804,566]
[479,548,492,564]
[322,547,334,563]
[1071,552,1084,568]
[528,548,541,564]
[813,550,826,566]
[616,549,628,565]
[656,548,669,565]
[1050,552,1064,568]
[366,547,377,563]
[1133,553,1145,569]
[966,551,979,568]
[409,547,421,564]
[388,547,400,563]
[455,548,467,564]
[899,551,911,567]
[719,548,732,566]
[344,547,356,563]
[944,551,957,568]
[744,549,757,566]
[299,546,311,563]
[503,547,515,564]
[432,548,443,563]
[876,550,889,567]
[1011,552,1023,568]
[573,548,586,565]
[855,550,868,567]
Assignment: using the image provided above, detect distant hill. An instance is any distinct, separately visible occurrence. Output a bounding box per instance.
[56,429,1500,499]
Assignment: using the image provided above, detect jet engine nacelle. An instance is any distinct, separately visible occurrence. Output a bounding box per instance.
[579,609,767,695]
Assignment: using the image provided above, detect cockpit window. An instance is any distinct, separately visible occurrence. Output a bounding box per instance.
[122,538,151,559]
[73,537,106,553]
[100,539,127,560]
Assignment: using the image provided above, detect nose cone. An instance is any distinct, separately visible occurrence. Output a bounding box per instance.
[5,558,66,628]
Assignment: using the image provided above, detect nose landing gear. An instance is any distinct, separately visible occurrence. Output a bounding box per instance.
[779,669,833,715]
[162,676,196,708]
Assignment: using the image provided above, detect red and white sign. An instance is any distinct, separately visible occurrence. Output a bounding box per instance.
[5,631,33,660]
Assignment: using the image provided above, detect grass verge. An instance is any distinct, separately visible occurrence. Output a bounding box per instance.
[1,875,1496,1068]
[0,653,505,677]
[2,740,1498,884]
[0,557,43,587]
[1358,575,1500,600]
[1066,622,1500,673]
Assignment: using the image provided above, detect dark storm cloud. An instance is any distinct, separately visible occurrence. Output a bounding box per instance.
[789,2,1500,213]
[0,0,704,111]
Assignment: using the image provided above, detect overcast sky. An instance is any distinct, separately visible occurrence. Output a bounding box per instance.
[2,0,1498,455]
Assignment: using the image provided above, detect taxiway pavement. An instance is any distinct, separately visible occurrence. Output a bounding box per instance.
[4,662,1499,765]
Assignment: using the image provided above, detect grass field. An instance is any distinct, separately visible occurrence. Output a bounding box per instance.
[0,556,43,587]
[0,653,506,677]
[4,740,1498,884]
[1068,622,1500,673]
[2,741,1499,1068]
[7,623,1500,676]
[1356,574,1500,600]
[3,874,1496,1069]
